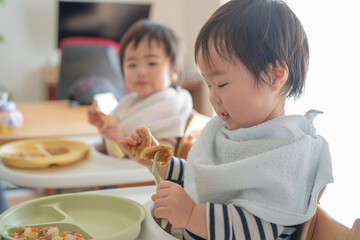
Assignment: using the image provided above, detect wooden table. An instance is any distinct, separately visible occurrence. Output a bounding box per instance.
[0,100,98,145]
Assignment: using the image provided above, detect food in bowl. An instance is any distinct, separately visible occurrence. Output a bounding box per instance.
[10,226,85,240]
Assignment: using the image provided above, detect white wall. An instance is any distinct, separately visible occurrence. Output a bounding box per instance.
[284,0,360,228]
[0,0,57,101]
[0,0,217,115]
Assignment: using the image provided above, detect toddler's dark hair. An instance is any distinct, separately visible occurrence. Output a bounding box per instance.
[195,0,309,99]
[119,19,182,81]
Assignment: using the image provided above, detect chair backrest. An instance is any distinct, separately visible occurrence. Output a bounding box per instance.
[59,37,120,54]
[175,109,210,159]
[293,187,326,240]
[298,206,360,240]
[57,44,125,103]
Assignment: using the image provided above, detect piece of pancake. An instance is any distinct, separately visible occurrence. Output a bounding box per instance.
[140,145,173,166]
[129,126,151,160]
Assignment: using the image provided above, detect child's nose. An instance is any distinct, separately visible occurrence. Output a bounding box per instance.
[209,90,221,104]
[136,65,146,77]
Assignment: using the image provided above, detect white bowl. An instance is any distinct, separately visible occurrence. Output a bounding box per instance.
[137,201,180,240]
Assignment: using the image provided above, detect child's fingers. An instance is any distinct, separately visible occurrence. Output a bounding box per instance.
[153,206,169,219]
[119,140,130,153]
[130,131,142,143]
[124,135,139,145]
[87,107,94,114]
[152,181,175,202]
[156,180,173,190]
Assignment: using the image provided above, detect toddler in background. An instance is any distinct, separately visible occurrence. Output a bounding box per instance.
[121,0,334,239]
[88,19,193,156]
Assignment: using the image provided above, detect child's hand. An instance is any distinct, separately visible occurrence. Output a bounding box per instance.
[87,107,104,129]
[100,121,125,144]
[119,126,158,153]
[119,126,159,169]
[151,181,196,228]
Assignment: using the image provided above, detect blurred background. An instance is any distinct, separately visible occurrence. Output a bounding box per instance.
[0,0,359,228]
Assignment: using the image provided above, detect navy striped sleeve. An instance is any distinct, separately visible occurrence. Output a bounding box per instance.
[201,203,299,240]
[166,156,185,186]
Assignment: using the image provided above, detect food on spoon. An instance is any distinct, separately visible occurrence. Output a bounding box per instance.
[11,226,86,240]
[140,145,173,166]
[129,126,151,160]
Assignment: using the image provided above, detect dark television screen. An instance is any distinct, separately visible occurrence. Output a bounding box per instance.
[57,1,151,46]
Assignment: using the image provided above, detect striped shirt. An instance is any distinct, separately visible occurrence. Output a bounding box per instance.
[166,157,300,240]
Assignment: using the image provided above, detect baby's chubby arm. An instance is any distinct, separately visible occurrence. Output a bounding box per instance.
[151,181,208,239]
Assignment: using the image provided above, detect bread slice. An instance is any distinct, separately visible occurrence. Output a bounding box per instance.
[140,145,172,166]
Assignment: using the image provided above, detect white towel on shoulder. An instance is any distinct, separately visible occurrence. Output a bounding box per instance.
[184,110,334,225]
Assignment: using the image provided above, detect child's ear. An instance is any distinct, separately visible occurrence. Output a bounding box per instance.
[269,61,289,92]
[171,67,179,82]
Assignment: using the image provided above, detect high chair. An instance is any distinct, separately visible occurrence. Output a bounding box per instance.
[292,187,360,240]
[57,40,125,102]
[174,109,210,159]
[111,109,209,189]
[293,207,360,240]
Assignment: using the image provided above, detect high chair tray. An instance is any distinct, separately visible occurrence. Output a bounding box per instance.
[0,136,154,189]
[0,138,89,169]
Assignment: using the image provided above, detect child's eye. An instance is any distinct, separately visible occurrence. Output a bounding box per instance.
[148,62,158,66]
[127,63,136,68]
[218,83,228,88]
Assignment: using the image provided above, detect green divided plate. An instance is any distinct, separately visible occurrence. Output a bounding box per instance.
[0,193,145,240]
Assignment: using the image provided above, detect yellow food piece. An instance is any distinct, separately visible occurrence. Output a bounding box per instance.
[140,145,173,166]
[47,226,59,237]
[99,114,112,123]
[92,100,125,158]
[64,234,76,240]
[109,140,125,158]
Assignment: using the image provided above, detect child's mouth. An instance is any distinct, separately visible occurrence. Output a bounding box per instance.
[220,112,230,121]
